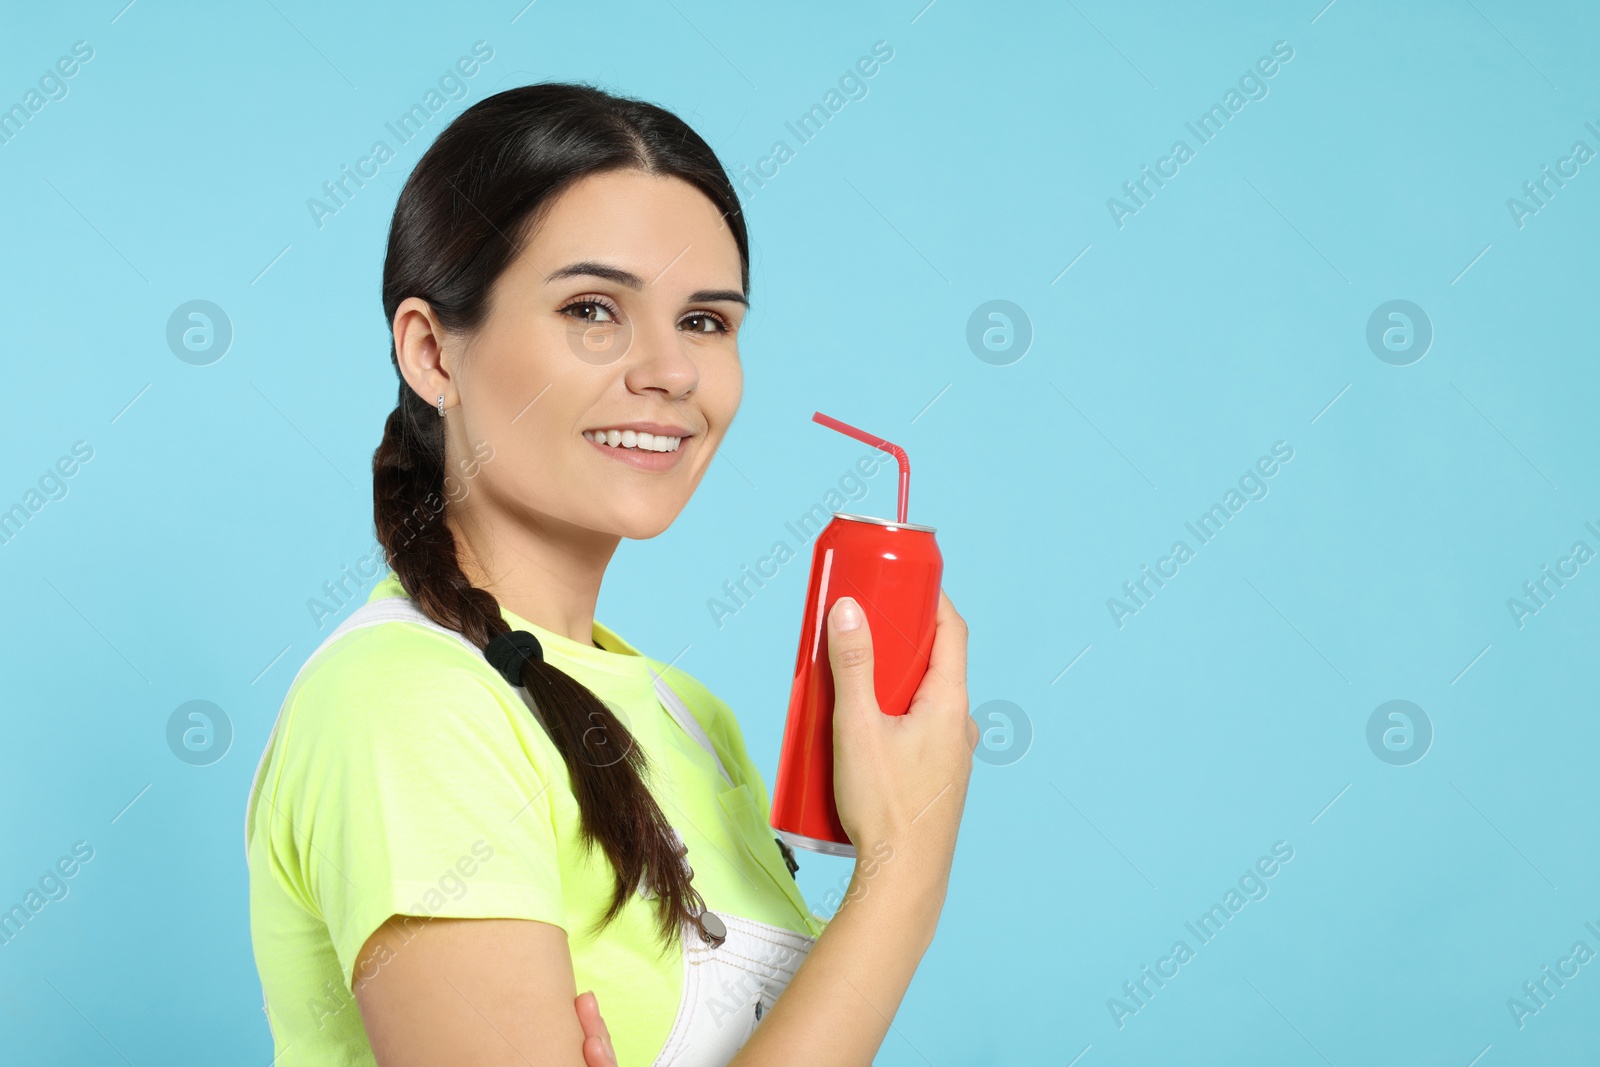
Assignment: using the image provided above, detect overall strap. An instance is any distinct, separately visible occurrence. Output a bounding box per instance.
[649,666,734,787]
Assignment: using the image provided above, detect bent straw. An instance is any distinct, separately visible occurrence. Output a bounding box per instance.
[812,411,910,524]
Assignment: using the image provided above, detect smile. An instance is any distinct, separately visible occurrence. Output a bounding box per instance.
[582,426,692,471]
[583,428,682,453]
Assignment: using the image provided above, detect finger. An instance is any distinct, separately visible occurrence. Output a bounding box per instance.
[575,990,599,1032]
[575,991,614,1063]
[910,588,968,708]
[826,596,879,716]
[583,1034,617,1067]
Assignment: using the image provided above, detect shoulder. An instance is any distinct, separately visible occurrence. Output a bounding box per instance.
[293,618,498,709]
[279,617,539,763]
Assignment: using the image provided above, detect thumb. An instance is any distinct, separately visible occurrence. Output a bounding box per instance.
[826,596,878,716]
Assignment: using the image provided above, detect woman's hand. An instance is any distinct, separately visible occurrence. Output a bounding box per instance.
[576,991,616,1067]
[827,588,976,891]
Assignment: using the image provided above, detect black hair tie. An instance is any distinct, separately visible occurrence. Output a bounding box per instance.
[485,630,543,687]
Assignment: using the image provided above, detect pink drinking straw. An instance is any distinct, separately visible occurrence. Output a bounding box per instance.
[812,411,910,524]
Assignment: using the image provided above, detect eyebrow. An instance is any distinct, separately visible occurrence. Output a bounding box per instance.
[545,260,749,307]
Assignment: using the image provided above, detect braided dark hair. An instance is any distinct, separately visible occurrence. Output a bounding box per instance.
[372,81,749,953]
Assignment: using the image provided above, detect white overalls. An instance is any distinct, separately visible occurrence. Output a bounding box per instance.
[245,596,818,1066]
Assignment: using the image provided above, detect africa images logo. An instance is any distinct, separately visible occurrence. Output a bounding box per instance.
[1105,40,1295,229]
[1107,841,1295,1029]
[1106,441,1295,629]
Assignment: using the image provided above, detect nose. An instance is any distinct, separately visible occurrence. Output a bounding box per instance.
[623,320,699,400]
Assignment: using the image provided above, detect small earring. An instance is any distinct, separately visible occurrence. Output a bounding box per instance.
[437,394,446,417]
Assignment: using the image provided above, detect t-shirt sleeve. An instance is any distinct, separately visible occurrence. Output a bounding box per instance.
[263,625,568,993]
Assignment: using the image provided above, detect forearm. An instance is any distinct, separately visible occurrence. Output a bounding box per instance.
[728,848,948,1066]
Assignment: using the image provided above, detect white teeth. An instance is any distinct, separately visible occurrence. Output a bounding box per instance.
[585,429,683,453]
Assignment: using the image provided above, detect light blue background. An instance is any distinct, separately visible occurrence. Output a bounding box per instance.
[2,0,1597,1063]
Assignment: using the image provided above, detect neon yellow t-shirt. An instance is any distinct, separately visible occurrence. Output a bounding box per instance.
[246,572,825,1066]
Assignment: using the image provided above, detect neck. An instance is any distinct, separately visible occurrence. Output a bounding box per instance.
[446,507,620,647]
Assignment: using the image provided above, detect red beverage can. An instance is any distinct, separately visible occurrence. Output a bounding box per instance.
[771,511,943,858]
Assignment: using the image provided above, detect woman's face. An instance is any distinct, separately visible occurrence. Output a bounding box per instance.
[405,168,747,543]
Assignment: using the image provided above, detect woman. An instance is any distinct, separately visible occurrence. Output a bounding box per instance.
[245,81,977,1067]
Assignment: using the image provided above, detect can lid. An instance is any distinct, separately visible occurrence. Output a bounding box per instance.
[832,511,937,534]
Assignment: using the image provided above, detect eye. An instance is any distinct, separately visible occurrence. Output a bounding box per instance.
[681,311,732,334]
[560,297,620,324]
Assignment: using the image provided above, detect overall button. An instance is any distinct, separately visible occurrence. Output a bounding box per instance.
[697,909,727,947]
[774,836,800,878]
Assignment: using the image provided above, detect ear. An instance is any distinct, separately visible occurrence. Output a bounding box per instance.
[393,296,457,409]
